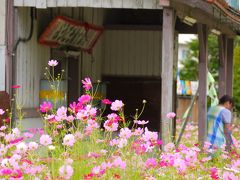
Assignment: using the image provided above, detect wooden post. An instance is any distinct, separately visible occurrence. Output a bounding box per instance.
[226,38,234,96]
[218,34,228,98]
[197,24,208,146]
[161,7,175,145]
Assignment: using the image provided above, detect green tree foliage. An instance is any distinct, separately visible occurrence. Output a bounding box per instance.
[180,34,240,114]
[233,37,240,113]
[179,34,219,81]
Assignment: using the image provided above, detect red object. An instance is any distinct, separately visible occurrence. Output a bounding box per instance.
[39,16,104,53]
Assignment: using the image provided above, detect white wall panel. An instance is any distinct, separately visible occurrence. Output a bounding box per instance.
[16,8,50,108]
[102,29,162,76]
[14,0,162,9]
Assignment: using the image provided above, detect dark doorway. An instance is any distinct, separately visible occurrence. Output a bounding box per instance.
[103,76,161,132]
[67,57,79,104]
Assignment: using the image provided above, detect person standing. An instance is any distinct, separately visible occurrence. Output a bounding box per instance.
[206,95,234,151]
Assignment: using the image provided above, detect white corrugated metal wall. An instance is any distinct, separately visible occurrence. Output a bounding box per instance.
[16,8,50,108]
[16,7,163,109]
[103,30,162,76]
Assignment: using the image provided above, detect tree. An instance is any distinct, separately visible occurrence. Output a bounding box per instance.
[180,34,240,114]
[179,34,219,81]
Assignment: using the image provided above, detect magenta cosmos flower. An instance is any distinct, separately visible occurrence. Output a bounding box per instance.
[48,59,58,67]
[39,101,52,113]
[82,77,92,91]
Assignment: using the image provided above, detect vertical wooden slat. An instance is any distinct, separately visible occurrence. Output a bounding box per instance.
[161,8,175,145]
[197,23,208,146]
[218,34,228,98]
[226,38,234,96]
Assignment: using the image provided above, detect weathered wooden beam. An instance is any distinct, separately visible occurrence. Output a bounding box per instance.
[161,7,175,145]
[218,34,228,97]
[226,38,234,96]
[197,23,208,146]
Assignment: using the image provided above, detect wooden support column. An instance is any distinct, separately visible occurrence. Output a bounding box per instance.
[161,7,175,145]
[197,24,208,146]
[226,38,234,96]
[218,34,228,98]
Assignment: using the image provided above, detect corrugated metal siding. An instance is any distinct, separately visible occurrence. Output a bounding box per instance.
[16,8,50,108]
[102,30,162,76]
[14,0,162,9]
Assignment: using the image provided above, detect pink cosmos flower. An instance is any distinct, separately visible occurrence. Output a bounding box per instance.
[78,95,91,105]
[48,59,58,67]
[63,134,75,147]
[11,169,23,178]
[134,120,149,125]
[110,100,124,111]
[40,134,52,146]
[119,128,132,139]
[145,158,157,168]
[28,142,39,151]
[0,109,5,115]
[16,142,28,153]
[166,112,176,119]
[59,165,73,180]
[69,102,82,113]
[107,113,120,122]
[24,132,34,138]
[102,99,112,105]
[210,167,219,180]
[39,101,52,113]
[82,77,92,91]
[222,171,239,180]
[104,120,118,132]
[142,128,158,142]
[11,85,21,89]
[1,168,12,175]
[113,157,126,169]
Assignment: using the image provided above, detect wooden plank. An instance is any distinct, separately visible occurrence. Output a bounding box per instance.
[218,34,228,97]
[24,0,36,6]
[67,0,77,7]
[57,0,68,6]
[226,38,234,96]
[36,0,47,8]
[47,0,57,7]
[161,8,175,145]
[14,0,24,6]
[197,23,208,146]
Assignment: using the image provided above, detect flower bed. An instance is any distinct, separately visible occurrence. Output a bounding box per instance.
[0,61,239,179]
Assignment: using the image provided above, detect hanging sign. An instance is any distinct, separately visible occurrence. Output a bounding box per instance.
[39,16,104,53]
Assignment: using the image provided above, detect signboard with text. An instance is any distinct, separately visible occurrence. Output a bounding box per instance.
[39,16,104,53]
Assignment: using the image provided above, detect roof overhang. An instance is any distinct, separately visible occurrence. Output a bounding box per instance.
[13,0,163,9]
